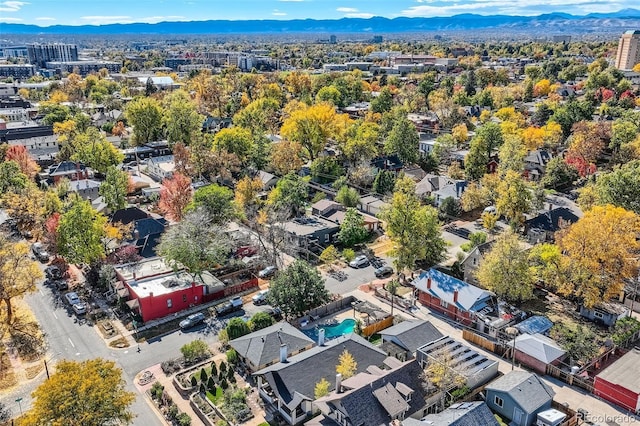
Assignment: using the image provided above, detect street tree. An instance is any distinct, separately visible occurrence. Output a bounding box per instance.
[384,117,419,164]
[338,208,369,247]
[100,166,129,212]
[22,358,135,426]
[189,183,236,225]
[0,237,42,324]
[336,349,357,379]
[125,96,163,145]
[555,205,640,308]
[3,185,44,235]
[266,260,330,319]
[157,209,230,279]
[378,177,446,273]
[57,196,107,264]
[595,160,640,214]
[475,230,535,302]
[163,90,203,147]
[159,172,193,222]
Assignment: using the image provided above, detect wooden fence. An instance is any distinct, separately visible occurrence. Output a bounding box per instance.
[462,329,504,355]
[546,364,594,393]
[362,316,394,337]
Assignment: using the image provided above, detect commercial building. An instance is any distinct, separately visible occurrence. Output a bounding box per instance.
[27,43,78,68]
[615,30,640,70]
[45,60,121,76]
[0,64,36,79]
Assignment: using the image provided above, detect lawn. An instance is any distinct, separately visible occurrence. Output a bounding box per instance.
[206,387,224,405]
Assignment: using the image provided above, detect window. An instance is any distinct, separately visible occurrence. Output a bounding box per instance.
[594,311,604,319]
[325,234,330,243]
[440,299,448,309]
[494,396,503,408]
[167,299,172,308]
[182,294,187,303]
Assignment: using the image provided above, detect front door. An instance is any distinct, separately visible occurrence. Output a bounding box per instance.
[513,407,524,425]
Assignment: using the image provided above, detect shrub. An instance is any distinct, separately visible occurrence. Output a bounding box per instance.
[200,368,208,383]
[342,248,356,262]
[177,413,192,426]
[220,378,228,389]
[199,383,206,394]
[210,361,218,378]
[167,403,179,420]
[207,376,215,391]
[180,340,210,365]
[150,382,164,400]
[190,376,197,387]
[226,348,239,365]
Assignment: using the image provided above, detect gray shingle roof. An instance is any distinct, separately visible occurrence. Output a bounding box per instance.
[373,383,410,418]
[486,371,555,413]
[407,401,499,426]
[513,333,565,364]
[380,320,443,353]
[229,322,313,370]
[596,347,640,393]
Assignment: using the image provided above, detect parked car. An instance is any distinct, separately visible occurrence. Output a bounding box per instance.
[349,255,370,269]
[374,266,394,278]
[65,292,81,306]
[214,296,243,317]
[45,265,63,280]
[252,289,269,305]
[179,312,206,330]
[266,307,282,321]
[52,280,68,291]
[31,242,50,263]
[72,302,87,315]
[258,266,277,279]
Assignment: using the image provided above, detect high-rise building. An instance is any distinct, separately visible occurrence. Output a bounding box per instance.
[615,30,640,70]
[27,43,78,68]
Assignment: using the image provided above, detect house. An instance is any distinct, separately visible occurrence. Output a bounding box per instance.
[311,199,381,232]
[202,116,232,133]
[579,302,630,327]
[432,181,467,208]
[371,155,404,173]
[523,150,552,181]
[380,320,443,361]
[68,179,101,201]
[257,170,279,191]
[229,322,314,372]
[358,195,389,216]
[416,336,499,390]
[314,358,430,425]
[111,207,150,226]
[0,122,58,157]
[146,155,175,181]
[415,175,467,204]
[254,333,388,425]
[523,207,579,243]
[44,161,89,184]
[283,216,341,251]
[131,217,169,258]
[594,347,640,413]
[413,269,496,326]
[510,333,566,375]
[461,241,494,286]
[402,401,500,426]
[485,371,555,426]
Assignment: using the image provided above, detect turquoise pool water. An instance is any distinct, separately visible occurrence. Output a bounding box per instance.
[303,318,356,341]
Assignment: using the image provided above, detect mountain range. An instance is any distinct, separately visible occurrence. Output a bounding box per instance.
[2,9,640,35]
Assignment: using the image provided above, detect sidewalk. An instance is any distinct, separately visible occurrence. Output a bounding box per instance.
[347,287,634,421]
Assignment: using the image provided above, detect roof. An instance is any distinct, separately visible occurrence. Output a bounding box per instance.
[380,320,443,353]
[417,336,498,380]
[485,371,555,413]
[524,207,579,233]
[137,76,175,86]
[111,207,149,225]
[132,217,167,240]
[413,269,494,312]
[407,401,499,426]
[283,216,340,237]
[68,179,101,191]
[371,154,403,170]
[596,347,640,393]
[513,333,566,364]
[515,316,554,335]
[229,322,314,370]
[257,170,277,185]
[48,161,86,176]
[372,383,409,418]
[254,333,387,409]
[311,199,341,214]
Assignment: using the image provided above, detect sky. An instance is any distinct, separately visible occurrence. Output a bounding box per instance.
[0,0,637,26]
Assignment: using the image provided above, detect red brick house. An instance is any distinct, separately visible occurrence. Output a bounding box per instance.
[413,269,495,326]
[511,333,566,375]
[594,348,640,414]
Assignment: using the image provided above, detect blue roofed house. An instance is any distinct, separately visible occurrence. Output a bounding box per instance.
[514,316,554,335]
[413,269,496,326]
[485,371,555,426]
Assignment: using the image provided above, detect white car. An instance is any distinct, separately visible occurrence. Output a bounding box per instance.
[65,292,81,306]
[252,289,269,305]
[72,303,87,315]
[349,255,370,269]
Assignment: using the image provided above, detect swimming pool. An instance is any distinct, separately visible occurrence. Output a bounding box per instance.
[303,318,356,341]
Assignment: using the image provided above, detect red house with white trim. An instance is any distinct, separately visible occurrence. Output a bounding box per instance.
[413,269,495,326]
[594,348,640,414]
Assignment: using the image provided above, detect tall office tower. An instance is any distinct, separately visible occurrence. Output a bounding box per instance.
[615,30,640,70]
[27,43,78,68]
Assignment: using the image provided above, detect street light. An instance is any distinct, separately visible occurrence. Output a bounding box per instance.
[15,397,23,416]
[505,327,519,371]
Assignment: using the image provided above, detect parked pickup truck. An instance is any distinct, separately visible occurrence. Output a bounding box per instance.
[213,296,243,317]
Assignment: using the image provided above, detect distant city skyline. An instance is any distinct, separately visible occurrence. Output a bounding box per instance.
[0,0,639,26]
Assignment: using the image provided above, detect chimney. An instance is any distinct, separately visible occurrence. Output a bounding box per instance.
[279,344,288,363]
[318,328,326,346]
[548,203,553,211]
[427,277,431,289]
[133,272,137,280]
[453,290,459,303]
[335,373,342,393]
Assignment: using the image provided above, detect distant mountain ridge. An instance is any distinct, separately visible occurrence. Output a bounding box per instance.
[1,10,640,35]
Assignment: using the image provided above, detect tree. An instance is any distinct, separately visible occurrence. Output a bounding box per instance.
[475,230,534,302]
[226,318,251,340]
[555,205,640,308]
[266,260,330,319]
[3,186,44,235]
[0,160,28,194]
[337,208,369,247]
[496,171,532,228]
[372,170,396,195]
[371,87,393,114]
[421,352,467,411]
[316,85,343,106]
[125,96,163,145]
[159,173,193,222]
[57,196,107,264]
[267,172,308,217]
[100,166,129,212]
[314,377,331,399]
[319,245,339,266]
[336,349,357,379]
[189,184,236,225]
[386,279,399,316]
[270,140,304,175]
[335,186,359,208]
[343,121,379,164]
[541,157,578,189]
[71,128,124,174]
[497,135,526,176]
[0,237,42,324]
[234,97,280,136]
[439,197,461,218]
[163,90,203,147]
[180,340,210,364]
[595,160,640,214]
[157,209,230,279]
[378,177,446,273]
[22,358,135,426]
[451,123,469,145]
[5,145,39,178]
[384,117,419,164]
[310,157,343,184]
[550,324,599,365]
[213,127,253,164]
[249,311,274,332]
[234,176,263,212]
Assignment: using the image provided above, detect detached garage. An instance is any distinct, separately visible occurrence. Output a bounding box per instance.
[594,348,640,414]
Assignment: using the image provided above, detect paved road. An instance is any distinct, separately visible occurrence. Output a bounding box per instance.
[323,256,392,295]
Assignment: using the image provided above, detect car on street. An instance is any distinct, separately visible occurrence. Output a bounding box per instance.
[252,289,269,305]
[179,312,206,330]
[374,265,394,278]
[258,266,277,279]
[72,303,87,315]
[214,296,243,317]
[45,265,63,280]
[31,242,50,263]
[52,279,68,291]
[65,291,81,306]
[349,255,370,269]
[265,307,282,321]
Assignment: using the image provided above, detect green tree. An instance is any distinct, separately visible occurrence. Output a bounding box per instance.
[610,120,638,151]
[315,86,342,106]
[475,230,534,302]
[189,184,236,225]
[497,135,526,176]
[249,311,274,331]
[163,90,203,147]
[343,121,379,164]
[384,117,419,164]
[125,96,163,145]
[226,317,251,340]
[234,97,280,136]
[266,260,330,319]
[71,128,124,174]
[22,358,135,426]
[180,340,210,364]
[550,324,599,365]
[335,185,360,208]
[0,160,28,194]
[267,172,308,217]
[595,160,640,214]
[213,127,253,164]
[378,177,446,273]
[310,157,343,184]
[496,171,532,228]
[57,196,107,264]
[371,87,393,114]
[338,208,369,247]
[541,157,579,189]
[320,245,340,265]
[418,72,436,108]
[372,170,396,195]
[100,166,129,211]
[386,279,399,316]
